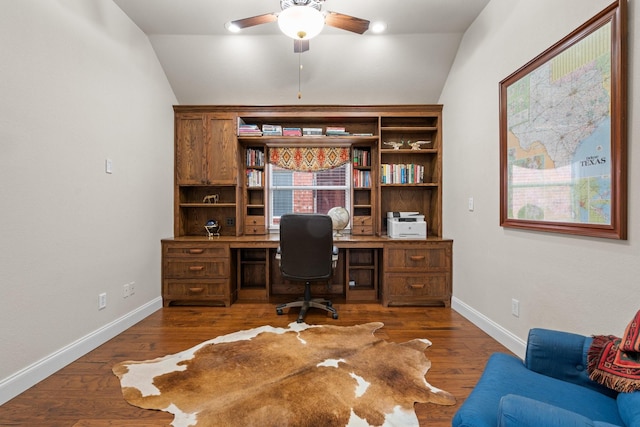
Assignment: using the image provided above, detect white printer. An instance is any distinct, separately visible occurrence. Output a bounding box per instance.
[387,212,427,239]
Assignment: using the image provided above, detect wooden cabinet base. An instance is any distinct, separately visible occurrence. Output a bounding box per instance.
[162,237,451,308]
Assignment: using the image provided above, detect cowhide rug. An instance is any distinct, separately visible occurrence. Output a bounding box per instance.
[112,322,455,427]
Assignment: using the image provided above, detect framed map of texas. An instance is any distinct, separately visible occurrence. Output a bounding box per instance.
[499,1,627,239]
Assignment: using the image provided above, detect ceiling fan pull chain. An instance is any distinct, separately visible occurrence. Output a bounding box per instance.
[298,52,302,99]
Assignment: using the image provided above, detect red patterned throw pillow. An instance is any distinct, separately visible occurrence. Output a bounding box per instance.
[622,310,640,352]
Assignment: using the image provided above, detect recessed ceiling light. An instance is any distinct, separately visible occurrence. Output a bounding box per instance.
[371,21,387,34]
[225,21,241,33]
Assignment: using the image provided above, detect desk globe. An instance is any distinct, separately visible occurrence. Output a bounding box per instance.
[328,207,350,237]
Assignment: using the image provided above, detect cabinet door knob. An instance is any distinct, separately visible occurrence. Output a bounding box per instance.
[189,265,205,271]
[409,283,425,289]
[410,255,425,261]
[188,287,204,293]
[188,249,204,254]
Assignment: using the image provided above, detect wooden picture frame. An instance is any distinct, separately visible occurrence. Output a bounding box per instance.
[499,1,627,239]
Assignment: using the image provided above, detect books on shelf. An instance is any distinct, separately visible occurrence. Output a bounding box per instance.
[353,169,371,188]
[283,127,302,136]
[380,164,425,184]
[303,127,323,136]
[352,148,371,167]
[237,118,262,136]
[246,148,264,167]
[325,126,350,136]
[262,124,282,136]
[246,169,263,187]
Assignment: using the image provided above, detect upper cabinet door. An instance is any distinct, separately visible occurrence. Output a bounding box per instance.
[175,113,237,185]
[206,115,237,185]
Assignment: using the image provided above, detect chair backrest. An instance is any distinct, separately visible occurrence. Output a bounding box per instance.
[279,213,334,281]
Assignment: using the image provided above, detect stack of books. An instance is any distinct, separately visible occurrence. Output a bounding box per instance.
[303,128,323,136]
[325,126,350,136]
[262,124,282,136]
[283,127,302,136]
[238,123,262,136]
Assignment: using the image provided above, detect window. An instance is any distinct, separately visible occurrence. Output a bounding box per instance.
[268,163,351,230]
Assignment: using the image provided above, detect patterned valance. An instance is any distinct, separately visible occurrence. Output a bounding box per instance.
[268,147,350,172]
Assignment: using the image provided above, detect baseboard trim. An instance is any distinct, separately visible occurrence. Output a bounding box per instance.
[452,296,527,359]
[0,297,162,405]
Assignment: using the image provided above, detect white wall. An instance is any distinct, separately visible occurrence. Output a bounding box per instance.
[149,32,464,105]
[441,0,639,356]
[0,0,175,403]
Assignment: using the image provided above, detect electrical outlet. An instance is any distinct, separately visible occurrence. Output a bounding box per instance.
[511,298,520,317]
[122,283,130,298]
[226,217,235,226]
[129,281,135,296]
[98,293,107,310]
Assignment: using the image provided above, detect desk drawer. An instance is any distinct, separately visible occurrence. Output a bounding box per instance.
[163,279,228,300]
[163,259,229,278]
[351,225,373,235]
[244,216,266,235]
[351,216,373,235]
[163,243,229,258]
[385,274,450,298]
[385,245,450,271]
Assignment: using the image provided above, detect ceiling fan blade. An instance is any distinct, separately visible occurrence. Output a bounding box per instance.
[231,13,278,29]
[324,11,370,34]
[294,39,310,53]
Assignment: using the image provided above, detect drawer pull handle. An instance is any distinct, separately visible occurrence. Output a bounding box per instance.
[410,255,425,261]
[409,284,425,289]
[188,249,204,254]
[189,287,204,293]
[189,265,205,271]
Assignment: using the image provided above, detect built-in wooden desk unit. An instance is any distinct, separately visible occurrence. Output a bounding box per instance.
[162,235,452,308]
[163,105,452,309]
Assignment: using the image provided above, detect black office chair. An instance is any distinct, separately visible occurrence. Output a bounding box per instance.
[275,213,339,323]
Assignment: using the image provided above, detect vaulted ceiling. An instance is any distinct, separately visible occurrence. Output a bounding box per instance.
[114,0,490,104]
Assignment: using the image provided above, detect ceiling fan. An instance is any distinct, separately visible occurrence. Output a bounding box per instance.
[228,0,370,52]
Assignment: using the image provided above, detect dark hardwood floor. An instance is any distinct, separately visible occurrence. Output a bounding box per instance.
[0,304,512,426]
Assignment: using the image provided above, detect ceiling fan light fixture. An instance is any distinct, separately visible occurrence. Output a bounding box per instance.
[278,6,325,40]
[371,21,387,34]
[225,21,242,33]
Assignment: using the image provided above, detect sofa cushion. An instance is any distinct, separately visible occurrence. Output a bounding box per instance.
[498,395,621,427]
[453,353,624,427]
[617,391,640,427]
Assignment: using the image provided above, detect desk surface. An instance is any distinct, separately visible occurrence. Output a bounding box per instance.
[162,234,452,249]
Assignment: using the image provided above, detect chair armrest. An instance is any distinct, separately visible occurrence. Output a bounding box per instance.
[498,395,619,427]
[331,245,338,268]
[275,246,281,260]
[525,328,616,397]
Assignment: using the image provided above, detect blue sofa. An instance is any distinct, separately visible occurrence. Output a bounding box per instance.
[452,328,640,427]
